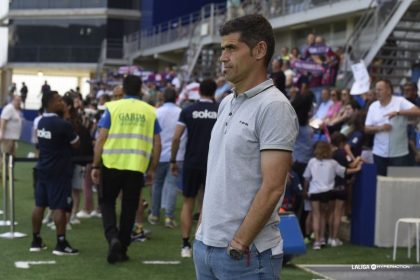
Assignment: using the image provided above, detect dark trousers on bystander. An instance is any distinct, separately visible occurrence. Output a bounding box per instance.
[100,166,144,250]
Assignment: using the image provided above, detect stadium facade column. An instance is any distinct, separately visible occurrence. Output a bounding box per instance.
[0,67,12,105]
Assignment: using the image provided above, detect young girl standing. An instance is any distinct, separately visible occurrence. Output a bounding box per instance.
[303,141,362,250]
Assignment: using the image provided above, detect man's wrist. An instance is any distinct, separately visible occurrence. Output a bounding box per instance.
[231,238,249,252]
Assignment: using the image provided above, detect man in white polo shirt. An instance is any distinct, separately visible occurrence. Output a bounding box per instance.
[194,14,298,279]
[365,79,420,176]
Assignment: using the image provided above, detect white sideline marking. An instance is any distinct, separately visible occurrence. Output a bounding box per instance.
[295,264,335,280]
[15,261,56,269]
[142,260,181,265]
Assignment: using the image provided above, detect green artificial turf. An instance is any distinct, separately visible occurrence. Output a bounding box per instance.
[1,142,416,280]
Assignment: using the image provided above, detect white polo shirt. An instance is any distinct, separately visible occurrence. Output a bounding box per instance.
[365,96,414,157]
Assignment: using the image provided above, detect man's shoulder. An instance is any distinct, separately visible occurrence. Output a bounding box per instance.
[255,87,291,108]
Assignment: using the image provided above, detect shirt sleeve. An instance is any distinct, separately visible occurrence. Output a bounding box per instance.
[334,160,346,178]
[258,101,299,151]
[154,119,161,134]
[303,159,312,180]
[0,106,12,120]
[365,105,374,126]
[63,120,79,144]
[400,97,415,111]
[178,108,187,126]
[98,109,111,129]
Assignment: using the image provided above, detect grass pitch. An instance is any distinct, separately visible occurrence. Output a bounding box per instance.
[0,142,416,280]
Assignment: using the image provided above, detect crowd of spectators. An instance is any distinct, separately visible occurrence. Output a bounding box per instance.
[2,27,420,258]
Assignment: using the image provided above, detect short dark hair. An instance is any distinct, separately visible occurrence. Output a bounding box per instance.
[331,132,347,147]
[163,87,177,103]
[219,14,275,68]
[123,75,142,96]
[42,90,59,110]
[404,81,418,90]
[376,79,394,93]
[199,79,217,97]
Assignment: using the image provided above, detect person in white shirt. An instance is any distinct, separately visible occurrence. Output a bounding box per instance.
[148,88,186,228]
[310,88,333,128]
[303,141,362,250]
[365,79,420,176]
[0,95,23,156]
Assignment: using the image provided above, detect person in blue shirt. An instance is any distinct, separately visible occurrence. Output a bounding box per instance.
[30,91,80,256]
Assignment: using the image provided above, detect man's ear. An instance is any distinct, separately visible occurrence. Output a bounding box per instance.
[253,41,267,61]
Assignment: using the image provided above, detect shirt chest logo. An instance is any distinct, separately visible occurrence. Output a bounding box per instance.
[239,120,249,126]
[37,128,52,139]
[192,109,217,119]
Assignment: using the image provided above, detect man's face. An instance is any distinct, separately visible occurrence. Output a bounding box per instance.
[50,94,64,114]
[321,89,330,101]
[403,85,416,100]
[219,32,255,85]
[12,96,22,109]
[375,81,391,102]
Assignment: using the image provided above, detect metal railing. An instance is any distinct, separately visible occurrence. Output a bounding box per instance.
[9,0,107,9]
[124,0,350,59]
[342,0,413,87]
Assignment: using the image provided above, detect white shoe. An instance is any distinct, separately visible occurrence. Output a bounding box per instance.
[181,246,192,258]
[70,217,81,225]
[76,210,91,219]
[331,239,343,247]
[90,210,102,218]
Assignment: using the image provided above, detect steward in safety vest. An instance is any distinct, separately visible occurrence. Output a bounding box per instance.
[91,75,161,264]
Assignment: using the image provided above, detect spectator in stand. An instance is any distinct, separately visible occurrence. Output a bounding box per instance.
[304,36,337,104]
[402,82,420,165]
[290,47,301,62]
[215,76,232,102]
[20,82,28,109]
[311,88,333,127]
[300,33,315,56]
[329,132,362,247]
[344,112,367,160]
[0,95,23,156]
[361,89,376,112]
[281,47,290,62]
[326,88,360,134]
[271,57,286,94]
[322,88,342,126]
[283,60,296,92]
[170,79,218,258]
[403,82,420,106]
[177,79,200,108]
[365,79,420,176]
[303,141,362,250]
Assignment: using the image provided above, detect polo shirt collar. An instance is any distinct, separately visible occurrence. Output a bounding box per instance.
[232,79,274,99]
[124,95,140,100]
[43,112,58,117]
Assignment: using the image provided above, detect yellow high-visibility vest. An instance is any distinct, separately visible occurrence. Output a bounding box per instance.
[102,98,156,173]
